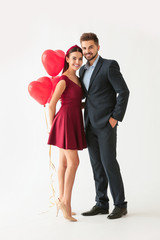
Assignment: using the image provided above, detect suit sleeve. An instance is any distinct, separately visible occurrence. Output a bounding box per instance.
[108,60,130,121]
[79,67,83,78]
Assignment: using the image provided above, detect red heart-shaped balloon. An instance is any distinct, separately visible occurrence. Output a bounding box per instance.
[28,77,52,105]
[42,50,65,76]
[47,76,61,103]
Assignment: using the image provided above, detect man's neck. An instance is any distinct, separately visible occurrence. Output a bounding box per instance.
[89,54,99,66]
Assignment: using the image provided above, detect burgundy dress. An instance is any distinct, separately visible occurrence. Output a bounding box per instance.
[47,75,87,150]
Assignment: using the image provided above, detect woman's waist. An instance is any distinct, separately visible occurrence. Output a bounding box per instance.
[61,101,81,107]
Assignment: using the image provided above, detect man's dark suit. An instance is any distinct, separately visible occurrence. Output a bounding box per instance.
[79,56,129,209]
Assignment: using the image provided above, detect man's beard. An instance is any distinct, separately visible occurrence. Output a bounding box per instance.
[85,52,98,62]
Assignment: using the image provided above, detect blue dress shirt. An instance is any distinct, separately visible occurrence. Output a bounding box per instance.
[83,55,100,91]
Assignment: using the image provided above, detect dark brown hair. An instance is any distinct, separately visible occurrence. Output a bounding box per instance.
[80,32,99,46]
[62,46,82,73]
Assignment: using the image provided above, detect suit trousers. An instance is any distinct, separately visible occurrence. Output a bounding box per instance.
[86,121,127,209]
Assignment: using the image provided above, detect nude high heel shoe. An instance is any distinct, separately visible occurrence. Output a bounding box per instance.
[56,198,76,216]
[60,202,77,222]
[58,200,77,222]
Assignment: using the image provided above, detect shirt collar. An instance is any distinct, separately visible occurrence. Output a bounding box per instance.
[84,55,100,70]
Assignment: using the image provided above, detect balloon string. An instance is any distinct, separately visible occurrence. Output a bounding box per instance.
[49,145,56,208]
[44,105,49,133]
[43,105,56,209]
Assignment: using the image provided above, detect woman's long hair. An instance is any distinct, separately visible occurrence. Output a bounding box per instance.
[62,46,82,73]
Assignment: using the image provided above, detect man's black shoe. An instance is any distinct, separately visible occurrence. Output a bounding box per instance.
[107,206,127,219]
[82,205,109,216]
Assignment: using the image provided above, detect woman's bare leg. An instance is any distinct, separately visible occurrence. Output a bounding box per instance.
[61,150,79,217]
[58,149,67,200]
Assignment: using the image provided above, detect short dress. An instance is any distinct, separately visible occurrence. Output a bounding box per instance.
[47,75,87,150]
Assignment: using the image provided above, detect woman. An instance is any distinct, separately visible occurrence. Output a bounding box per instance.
[47,45,87,222]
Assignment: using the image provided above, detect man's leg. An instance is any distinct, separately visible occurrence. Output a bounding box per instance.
[97,123,127,208]
[86,125,109,209]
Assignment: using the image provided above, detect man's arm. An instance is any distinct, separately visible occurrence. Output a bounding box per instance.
[108,60,130,123]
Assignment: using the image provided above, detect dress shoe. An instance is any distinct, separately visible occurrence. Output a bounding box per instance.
[82,205,109,216]
[107,206,127,219]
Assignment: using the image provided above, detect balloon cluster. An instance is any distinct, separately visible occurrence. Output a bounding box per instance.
[28,50,65,105]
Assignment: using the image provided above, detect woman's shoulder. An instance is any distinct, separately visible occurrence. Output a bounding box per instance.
[58,75,69,85]
[58,75,68,80]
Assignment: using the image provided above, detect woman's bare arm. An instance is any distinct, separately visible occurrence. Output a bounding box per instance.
[48,80,66,128]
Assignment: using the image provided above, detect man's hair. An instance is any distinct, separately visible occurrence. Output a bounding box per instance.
[80,32,99,46]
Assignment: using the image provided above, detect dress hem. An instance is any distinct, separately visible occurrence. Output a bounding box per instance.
[47,143,87,151]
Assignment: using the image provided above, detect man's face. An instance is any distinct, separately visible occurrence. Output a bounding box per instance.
[81,40,100,62]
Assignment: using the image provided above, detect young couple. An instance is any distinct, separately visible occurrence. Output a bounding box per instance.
[48,33,130,222]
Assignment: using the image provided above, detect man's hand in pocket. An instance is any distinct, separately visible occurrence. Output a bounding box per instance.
[109,117,117,128]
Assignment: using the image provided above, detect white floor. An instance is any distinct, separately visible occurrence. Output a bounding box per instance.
[1,205,160,240]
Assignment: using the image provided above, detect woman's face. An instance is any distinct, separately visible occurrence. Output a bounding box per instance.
[66,51,83,71]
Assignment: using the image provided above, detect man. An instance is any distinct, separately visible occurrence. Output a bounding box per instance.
[79,33,130,219]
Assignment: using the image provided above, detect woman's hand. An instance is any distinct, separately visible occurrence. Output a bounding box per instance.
[81,101,86,109]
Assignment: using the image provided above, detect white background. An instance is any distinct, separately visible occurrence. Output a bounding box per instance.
[0,0,160,239]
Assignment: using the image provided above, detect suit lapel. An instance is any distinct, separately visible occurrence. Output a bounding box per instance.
[88,56,103,91]
[80,66,86,83]
[80,66,87,93]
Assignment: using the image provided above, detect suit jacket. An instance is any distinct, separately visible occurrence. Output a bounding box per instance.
[79,56,130,129]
